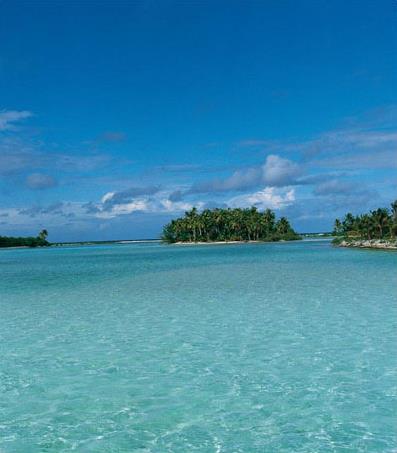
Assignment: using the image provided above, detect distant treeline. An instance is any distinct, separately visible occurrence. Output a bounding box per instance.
[162,207,300,243]
[0,230,49,248]
[333,201,397,240]
[301,232,333,238]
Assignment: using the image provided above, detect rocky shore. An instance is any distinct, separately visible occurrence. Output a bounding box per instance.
[338,239,397,250]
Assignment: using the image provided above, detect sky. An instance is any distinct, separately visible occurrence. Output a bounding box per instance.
[0,0,396,241]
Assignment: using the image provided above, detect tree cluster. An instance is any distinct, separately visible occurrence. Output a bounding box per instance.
[0,230,49,248]
[333,201,397,240]
[162,207,300,243]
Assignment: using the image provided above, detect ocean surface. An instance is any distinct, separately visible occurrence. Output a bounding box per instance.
[0,240,396,452]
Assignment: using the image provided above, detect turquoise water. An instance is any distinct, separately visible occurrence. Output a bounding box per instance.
[0,240,396,452]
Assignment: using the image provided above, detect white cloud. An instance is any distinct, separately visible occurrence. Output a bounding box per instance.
[228,187,295,210]
[100,186,160,211]
[0,110,32,131]
[86,189,201,219]
[159,198,203,213]
[101,192,115,203]
[97,199,149,218]
[262,154,301,186]
[188,154,301,194]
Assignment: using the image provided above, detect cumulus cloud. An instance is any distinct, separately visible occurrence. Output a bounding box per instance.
[94,197,196,219]
[26,173,57,190]
[262,155,301,186]
[103,199,149,216]
[188,154,302,195]
[85,187,205,219]
[160,197,205,213]
[0,110,32,131]
[101,186,160,211]
[228,187,295,210]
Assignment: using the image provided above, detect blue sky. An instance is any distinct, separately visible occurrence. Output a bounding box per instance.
[0,0,396,241]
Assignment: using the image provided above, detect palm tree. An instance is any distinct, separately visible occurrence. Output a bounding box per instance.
[371,208,389,239]
[391,200,397,220]
[333,219,343,236]
[213,209,223,239]
[390,200,397,239]
[263,209,276,235]
[276,217,291,235]
[333,201,397,243]
[342,213,356,235]
[161,207,299,243]
[358,214,372,240]
[184,208,199,241]
[38,229,48,241]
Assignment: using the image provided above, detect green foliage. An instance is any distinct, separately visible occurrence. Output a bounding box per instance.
[0,231,50,248]
[162,207,300,243]
[38,229,48,241]
[331,236,344,245]
[333,200,397,240]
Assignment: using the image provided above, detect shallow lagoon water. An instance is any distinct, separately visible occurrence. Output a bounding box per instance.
[0,240,396,452]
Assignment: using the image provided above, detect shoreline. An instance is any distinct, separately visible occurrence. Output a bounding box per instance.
[337,239,397,250]
[172,239,301,246]
[0,245,31,250]
[174,240,262,246]
[0,239,161,250]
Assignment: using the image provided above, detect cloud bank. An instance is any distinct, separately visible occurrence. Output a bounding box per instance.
[1,105,395,240]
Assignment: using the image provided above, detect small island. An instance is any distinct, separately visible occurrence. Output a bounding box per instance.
[333,200,397,250]
[162,207,300,243]
[0,230,49,248]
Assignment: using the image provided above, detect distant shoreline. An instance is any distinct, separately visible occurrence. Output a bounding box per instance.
[0,245,30,249]
[0,239,161,250]
[173,239,303,246]
[0,238,304,249]
[337,239,397,250]
[51,239,161,247]
[0,237,335,250]
[175,240,262,246]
